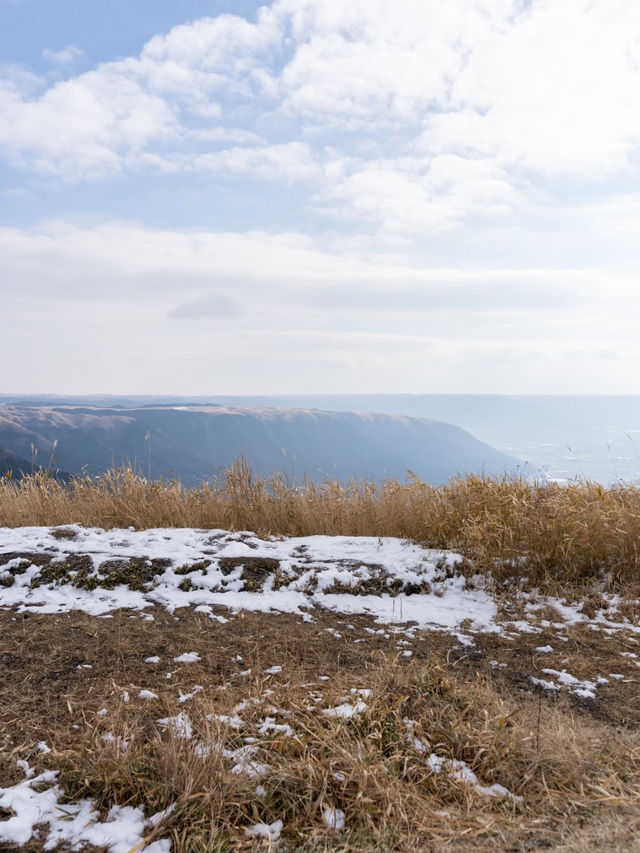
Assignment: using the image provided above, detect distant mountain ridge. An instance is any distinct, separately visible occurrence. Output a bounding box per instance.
[0,404,518,486]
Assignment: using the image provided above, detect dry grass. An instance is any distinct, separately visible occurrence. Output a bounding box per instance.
[2,462,640,592]
[4,466,640,849]
[3,607,640,851]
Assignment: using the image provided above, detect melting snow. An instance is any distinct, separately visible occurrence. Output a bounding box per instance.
[541,668,598,699]
[245,819,283,842]
[157,712,193,740]
[138,689,158,700]
[0,766,171,852]
[427,753,522,800]
[323,806,345,830]
[323,701,368,719]
[258,717,295,737]
[173,652,200,663]
[404,720,522,801]
[0,526,498,633]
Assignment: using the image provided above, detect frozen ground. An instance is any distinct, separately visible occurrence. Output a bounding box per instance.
[2,526,640,851]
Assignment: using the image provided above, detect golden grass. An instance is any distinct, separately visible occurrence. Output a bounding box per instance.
[57,662,640,852]
[2,462,640,591]
[6,607,640,851]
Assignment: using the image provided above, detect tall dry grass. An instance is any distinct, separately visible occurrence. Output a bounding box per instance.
[1,460,640,589]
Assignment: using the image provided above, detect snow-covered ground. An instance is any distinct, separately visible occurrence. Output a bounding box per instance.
[1,525,638,639]
[0,525,498,634]
[1,680,525,852]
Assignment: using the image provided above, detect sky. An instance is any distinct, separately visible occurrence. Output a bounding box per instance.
[1,0,639,395]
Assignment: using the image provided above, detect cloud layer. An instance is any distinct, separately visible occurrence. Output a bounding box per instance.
[1,219,637,394]
[1,1,639,393]
[3,1,640,228]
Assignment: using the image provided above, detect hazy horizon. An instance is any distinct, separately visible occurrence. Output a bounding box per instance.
[2,393,639,485]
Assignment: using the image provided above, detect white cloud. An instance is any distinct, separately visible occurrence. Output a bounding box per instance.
[0,0,638,233]
[2,4,639,394]
[325,154,517,233]
[0,12,279,179]
[42,45,85,66]
[0,217,635,323]
[193,141,319,182]
[277,0,497,126]
[0,66,178,178]
[425,0,640,174]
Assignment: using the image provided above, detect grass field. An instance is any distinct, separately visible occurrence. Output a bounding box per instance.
[2,468,640,851]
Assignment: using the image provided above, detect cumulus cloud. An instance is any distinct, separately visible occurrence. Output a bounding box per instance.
[0,66,178,178]
[193,141,319,182]
[1,0,638,230]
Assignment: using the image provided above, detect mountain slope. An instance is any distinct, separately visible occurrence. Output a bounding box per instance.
[0,404,519,485]
[0,444,34,479]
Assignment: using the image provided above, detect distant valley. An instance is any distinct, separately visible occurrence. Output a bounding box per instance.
[0,403,517,485]
[2,394,638,484]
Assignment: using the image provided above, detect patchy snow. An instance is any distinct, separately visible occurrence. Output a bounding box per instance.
[213,712,244,729]
[178,685,203,704]
[531,677,561,691]
[173,652,200,663]
[404,718,429,754]
[426,753,522,801]
[258,717,295,738]
[524,593,640,635]
[0,526,498,633]
[3,526,640,642]
[101,732,129,751]
[323,701,368,719]
[225,745,270,777]
[245,819,283,842]
[541,668,598,699]
[157,712,193,740]
[403,719,522,801]
[15,760,33,779]
[323,806,345,830]
[0,765,171,852]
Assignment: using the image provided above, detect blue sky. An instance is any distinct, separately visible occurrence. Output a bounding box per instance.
[1,0,639,395]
